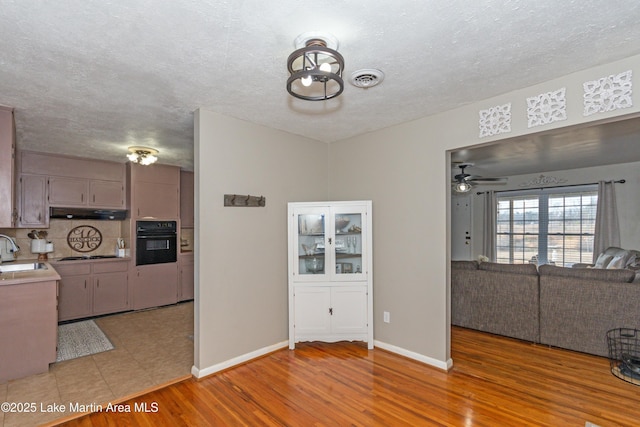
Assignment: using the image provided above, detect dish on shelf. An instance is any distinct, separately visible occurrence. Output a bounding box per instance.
[335,216,350,232]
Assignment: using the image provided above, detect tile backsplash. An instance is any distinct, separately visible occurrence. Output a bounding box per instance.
[0,219,124,261]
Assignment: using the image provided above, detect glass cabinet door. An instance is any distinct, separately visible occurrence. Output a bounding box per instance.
[330,206,367,280]
[296,208,328,278]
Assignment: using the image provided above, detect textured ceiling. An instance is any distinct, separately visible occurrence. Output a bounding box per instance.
[1,1,640,172]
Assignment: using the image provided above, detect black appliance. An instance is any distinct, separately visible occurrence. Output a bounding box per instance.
[135,220,177,266]
[49,207,127,220]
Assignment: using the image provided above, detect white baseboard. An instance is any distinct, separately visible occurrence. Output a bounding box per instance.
[192,340,288,379]
[374,339,453,371]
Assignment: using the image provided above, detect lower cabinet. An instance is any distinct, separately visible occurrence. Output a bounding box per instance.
[179,252,194,301]
[291,285,368,348]
[56,261,129,321]
[132,262,178,310]
[0,280,57,382]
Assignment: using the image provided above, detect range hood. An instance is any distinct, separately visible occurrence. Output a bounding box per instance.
[49,207,128,220]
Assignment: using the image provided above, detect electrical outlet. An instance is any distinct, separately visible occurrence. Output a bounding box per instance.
[383,311,390,323]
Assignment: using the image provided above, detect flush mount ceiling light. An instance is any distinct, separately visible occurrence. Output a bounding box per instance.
[286,32,345,101]
[127,146,159,165]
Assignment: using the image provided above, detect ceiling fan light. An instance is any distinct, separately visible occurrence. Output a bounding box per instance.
[454,181,472,193]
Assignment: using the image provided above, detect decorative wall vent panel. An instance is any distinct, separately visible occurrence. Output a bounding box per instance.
[479,103,511,138]
[526,88,567,128]
[583,70,633,116]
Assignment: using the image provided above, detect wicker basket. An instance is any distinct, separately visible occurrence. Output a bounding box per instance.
[607,328,640,386]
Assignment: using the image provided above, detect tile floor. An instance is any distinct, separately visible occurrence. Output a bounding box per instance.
[0,301,194,427]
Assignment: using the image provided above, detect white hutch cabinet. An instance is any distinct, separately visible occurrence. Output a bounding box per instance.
[288,201,373,349]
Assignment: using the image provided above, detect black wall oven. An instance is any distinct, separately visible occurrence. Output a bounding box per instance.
[136,220,177,266]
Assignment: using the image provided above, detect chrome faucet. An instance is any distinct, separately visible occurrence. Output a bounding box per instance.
[0,234,20,253]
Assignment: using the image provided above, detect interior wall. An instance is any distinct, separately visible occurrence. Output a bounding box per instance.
[463,160,640,260]
[194,53,640,373]
[194,110,328,372]
[328,53,640,366]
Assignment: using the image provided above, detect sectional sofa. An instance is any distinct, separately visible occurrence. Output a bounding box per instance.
[451,256,639,357]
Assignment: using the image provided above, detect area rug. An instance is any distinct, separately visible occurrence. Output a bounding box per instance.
[56,320,114,362]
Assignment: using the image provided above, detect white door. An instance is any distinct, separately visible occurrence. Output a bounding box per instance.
[294,286,331,336]
[331,286,368,334]
[451,194,472,260]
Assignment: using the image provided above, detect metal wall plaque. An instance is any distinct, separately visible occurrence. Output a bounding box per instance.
[67,225,103,252]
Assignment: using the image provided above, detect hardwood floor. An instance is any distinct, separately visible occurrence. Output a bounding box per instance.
[55,327,640,426]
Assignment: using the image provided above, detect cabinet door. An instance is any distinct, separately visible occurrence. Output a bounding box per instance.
[93,272,128,315]
[293,286,332,337]
[58,275,92,321]
[179,255,194,301]
[132,263,178,310]
[18,174,48,227]
[291,206,330,281]
[90,180,124,208]
[330,205,368,282]
[134,182,179,219]
[0,107,15,228]
[331,286,368,334]
[49,176,87,206]
[180,171,194,228]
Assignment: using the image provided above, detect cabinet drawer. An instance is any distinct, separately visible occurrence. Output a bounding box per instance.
[93,261,129,274]
[53,263,91,276]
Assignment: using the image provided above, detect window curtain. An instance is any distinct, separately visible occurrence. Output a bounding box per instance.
[483,190,496,261]
[593,181,621,262]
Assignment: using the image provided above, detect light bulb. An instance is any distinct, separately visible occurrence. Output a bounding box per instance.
[319,63,331,72]
[301,75,312,87]
[127,153,139,162]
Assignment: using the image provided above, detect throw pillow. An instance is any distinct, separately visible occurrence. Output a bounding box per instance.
[607,254,629,269]
[594,253,614,269]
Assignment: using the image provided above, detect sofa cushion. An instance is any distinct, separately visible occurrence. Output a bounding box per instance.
[478,262,538,276]
[539,264,635,283]
[451,260,478,270]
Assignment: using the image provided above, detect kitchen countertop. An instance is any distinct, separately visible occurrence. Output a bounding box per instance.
[0,260,61,285]
[49,256,131,264]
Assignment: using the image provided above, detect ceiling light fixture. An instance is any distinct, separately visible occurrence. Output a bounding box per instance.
[127,146,159,165]
[286,32,344,101]
[453,181,472,193]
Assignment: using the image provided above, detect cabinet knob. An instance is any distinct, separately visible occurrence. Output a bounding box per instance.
[329,307,333,315]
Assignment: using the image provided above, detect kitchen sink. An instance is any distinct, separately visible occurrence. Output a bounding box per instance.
[0,263,48,273]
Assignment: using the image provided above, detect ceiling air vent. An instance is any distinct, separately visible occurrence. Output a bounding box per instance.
[349,69,385,88]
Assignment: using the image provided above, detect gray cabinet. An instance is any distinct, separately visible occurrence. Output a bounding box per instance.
[55,260,129,321]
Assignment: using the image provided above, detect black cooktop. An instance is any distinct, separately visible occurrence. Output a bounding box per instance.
[59,255,119,261]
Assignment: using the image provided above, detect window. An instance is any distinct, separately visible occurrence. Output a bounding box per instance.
[496,185,597,266]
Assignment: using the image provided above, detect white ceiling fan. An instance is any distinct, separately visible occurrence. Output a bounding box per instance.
[452,163,507,193]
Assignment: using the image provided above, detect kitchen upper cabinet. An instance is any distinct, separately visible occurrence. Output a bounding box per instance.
[0,106,16,228]
[17,174,48,227]
[288,201,373,349]
[180,170,194,228]
[90,180,124,207]
[128,162,180,219]
[48,177,124,208]
[48,176,88,205]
